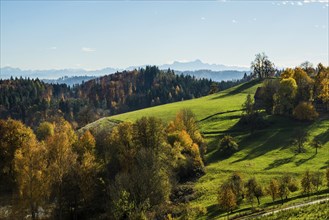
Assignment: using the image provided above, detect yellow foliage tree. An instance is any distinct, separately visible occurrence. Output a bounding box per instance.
[46,118,78,220]
[14,131,49,220]
[293,102,319,121]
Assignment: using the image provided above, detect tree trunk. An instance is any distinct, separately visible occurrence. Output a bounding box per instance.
[257,196,260,205]
[31,204,36,220]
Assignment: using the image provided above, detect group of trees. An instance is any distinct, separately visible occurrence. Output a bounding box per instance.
[0,109,206,219]
[0,66,249,129]
[218,169,329,217]
[1,118,99,219]
[254,62,329,119]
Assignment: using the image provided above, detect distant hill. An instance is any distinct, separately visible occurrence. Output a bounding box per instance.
[1,66,248,127]
[159,59,249,72]
[42,75,97,86]
[1,60,249,81]
[176,69,249,82]
[0,66,119,79]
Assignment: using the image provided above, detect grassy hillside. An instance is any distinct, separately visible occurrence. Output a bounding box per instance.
[85,80,329,219]
[106,80,261,122]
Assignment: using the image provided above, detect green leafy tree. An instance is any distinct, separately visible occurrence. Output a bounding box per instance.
[293,129,307,153]
[273,77,298,115]
[311,139,322,155]
[242,94,255,116]
[219,135,239,153]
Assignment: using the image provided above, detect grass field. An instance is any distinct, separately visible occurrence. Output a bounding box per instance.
[86,80,329,219]
[258,200,329,220]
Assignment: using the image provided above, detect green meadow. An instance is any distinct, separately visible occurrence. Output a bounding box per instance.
[89,80,329,219]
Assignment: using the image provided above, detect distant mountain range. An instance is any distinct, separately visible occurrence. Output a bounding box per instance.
[160,59,249,72]
[0,66,119,80]
[0,60,250,83]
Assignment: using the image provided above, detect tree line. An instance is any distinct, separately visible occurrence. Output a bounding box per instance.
[251,53,329,119]
[218,169,329,218]
[0,66,249,129]
[0,109,206,219]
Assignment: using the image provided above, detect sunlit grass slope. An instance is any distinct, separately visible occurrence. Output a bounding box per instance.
[108,80,261,122]
[85,79,329,219]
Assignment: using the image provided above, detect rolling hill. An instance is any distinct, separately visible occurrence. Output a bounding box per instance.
[83,80,329,219]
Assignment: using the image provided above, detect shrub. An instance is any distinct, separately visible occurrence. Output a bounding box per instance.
[293,102,319,121]
[219,135,239,153]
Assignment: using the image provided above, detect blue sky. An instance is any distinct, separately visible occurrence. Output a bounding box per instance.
[1,0,328,70]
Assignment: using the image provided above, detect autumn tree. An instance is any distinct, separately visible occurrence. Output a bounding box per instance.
[0,119,36,190]
[266,178,279,202]
[293,68,314,102]
[70,130,100,217]
[46,118,78,220]
[311,171,323,196]
[326,168,329,188]
[168,109,206,179]
[14,128,49,220]
[228,172,244,203]
[36,121,54,141]
[300,61,315,76]
[301,170,313,198]
[280,68,294,79]
[218,182,237,218]
[278,174,298,204]
[106,117,173,218]
[293,102,319,121]
[251,53,275,79]
[315,64,329,110]
[245,177,263,207]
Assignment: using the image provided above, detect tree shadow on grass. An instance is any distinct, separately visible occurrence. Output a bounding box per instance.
[314,128,329,145]
[264,156,295,170]
[231,129,286,164]
[295,154,316,166]
[210,80,262,100]
[205,137,235,165]
[206,203,251,220]
[320,160,329,170]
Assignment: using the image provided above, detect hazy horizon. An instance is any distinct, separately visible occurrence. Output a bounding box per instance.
[1,0,328,70]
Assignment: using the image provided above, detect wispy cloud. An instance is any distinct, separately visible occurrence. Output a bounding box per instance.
[303,0,329,3]
[201,17,206,20]
[81,47,96,52]
[49,46,57,50]
[232,19,237,24]
[314,24,327,29]
[280,1,304,6]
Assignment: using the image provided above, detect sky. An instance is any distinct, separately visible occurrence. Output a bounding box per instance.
[1,0,328,70]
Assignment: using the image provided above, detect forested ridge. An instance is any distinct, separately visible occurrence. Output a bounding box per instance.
[0,66,247,128]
